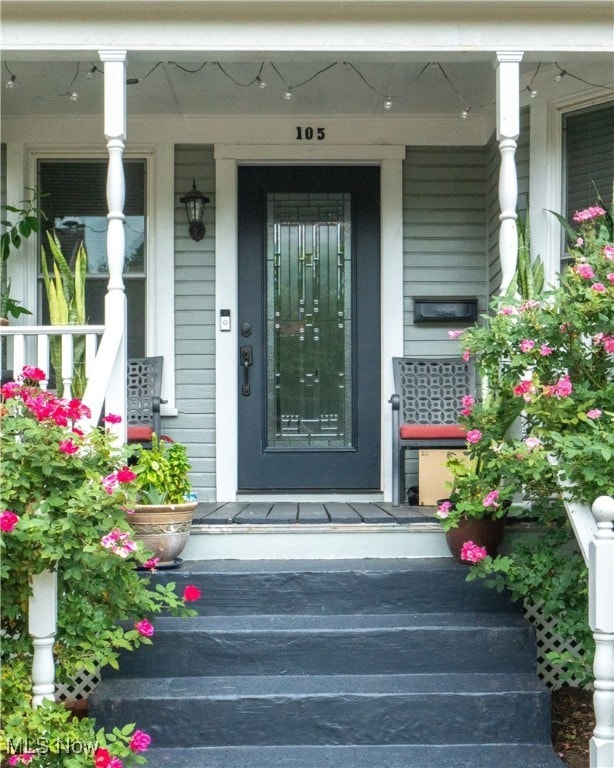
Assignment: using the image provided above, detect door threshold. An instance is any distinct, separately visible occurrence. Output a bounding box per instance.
[236,493,385,503]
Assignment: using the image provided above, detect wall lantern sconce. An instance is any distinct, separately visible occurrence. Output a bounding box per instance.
[180,179,210,242]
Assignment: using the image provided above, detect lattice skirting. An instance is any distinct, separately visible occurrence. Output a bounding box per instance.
[523,599,587,689]
[56,668,101,701]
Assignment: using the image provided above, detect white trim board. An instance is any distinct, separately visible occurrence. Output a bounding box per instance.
[214,144,405,502]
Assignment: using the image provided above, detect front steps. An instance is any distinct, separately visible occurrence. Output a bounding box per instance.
[89,559,563,768]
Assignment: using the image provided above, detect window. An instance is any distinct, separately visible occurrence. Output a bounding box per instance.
[564,102,614,218]
[38,160,147,357]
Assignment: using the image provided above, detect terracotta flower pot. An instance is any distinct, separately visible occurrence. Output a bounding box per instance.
[129,501,197,566]
[444,514,507,563]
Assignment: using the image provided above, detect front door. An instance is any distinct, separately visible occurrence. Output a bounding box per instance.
[238,165,380,491]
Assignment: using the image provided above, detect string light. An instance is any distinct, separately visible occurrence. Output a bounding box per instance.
[526,63,540,99]
[3,58,613,112]
[3,61,81,101]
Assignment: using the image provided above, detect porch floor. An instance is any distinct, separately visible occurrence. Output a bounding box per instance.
[193,501,437,526]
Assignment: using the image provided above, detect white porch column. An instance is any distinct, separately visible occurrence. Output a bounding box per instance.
[590,496,614,767]
[495,51,523,294]
[100,50,127,440]
[29,569,57,707]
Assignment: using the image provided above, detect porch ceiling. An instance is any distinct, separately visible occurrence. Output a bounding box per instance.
[2,57,613,119]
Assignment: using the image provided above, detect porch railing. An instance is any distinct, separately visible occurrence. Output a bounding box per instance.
[563,494,614,768]
[1,323,104,398]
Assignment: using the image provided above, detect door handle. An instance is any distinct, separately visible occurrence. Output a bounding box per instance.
[240,345,253,396]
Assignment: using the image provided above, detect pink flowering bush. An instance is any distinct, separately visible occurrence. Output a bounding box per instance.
[448,195,614,685]
[0,369,201,766]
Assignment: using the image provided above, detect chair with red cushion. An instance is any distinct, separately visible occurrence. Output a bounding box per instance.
[127,357,166,449]
[389,357,475,506]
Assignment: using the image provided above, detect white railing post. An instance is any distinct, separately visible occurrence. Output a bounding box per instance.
[99,49,128,442]
[495,51,523,294]
[590,495,614,767]
[29,569,58,707]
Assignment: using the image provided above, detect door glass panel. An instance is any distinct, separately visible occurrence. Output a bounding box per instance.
[266,193,352,450]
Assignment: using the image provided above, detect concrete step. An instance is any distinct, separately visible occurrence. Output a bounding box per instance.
[153,558,519,615]
[141,744,564,768]
[108,612,536,678]
[90,672,552,748]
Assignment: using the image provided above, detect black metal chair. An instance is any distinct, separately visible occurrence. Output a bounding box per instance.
[389,357,475,506]
[127,356,166,448]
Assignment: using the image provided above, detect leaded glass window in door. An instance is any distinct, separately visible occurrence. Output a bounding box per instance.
[266,193,352,449]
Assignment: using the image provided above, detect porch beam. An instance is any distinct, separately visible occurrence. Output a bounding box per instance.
[100,49,127,440]
[495,51,523,294]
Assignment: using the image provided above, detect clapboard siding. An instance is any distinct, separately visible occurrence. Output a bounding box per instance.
[403,147,488,356]
[164,145,216,499]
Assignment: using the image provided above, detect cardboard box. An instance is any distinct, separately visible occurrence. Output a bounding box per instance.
[418,449,466,506]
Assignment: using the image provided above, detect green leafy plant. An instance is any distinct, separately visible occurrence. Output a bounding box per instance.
[505,214,545,300]
[0,188,45,320]
[0,367,202,766]
[130,434,192,505]
[445,191,614,684]
[40,231,88,398]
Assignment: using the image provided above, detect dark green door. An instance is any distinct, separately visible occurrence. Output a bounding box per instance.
[238,165,380,491]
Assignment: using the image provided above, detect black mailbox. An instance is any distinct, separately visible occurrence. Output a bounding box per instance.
[413,298,478,324]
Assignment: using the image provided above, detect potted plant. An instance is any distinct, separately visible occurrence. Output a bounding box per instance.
[128,434,198,567]
[40,230,88,397]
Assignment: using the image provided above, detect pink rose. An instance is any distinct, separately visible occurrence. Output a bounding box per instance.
[524,436,541,450]
[572,206,606,222]
[587,409,602,420]
[116,467,137,484]
[462,349,471,362]
[460,541,488,564]
[591,283,606,293]
[539,345,553,357]
[603,336,614,354]
[8,754,36,766]
[0,510,20,533]
[498,306,516,316]
[20,365,46,382]
[143,557,160,570]
[466,429,482,444]
[520,339,535,353]
[436,500,452,519]
[59,439,79,455]
[574,263,595,279]
[482,489,500,508]
[183,585,202,602]
[607,273,614,284]
[604,245,614,261]
[135,618,155,637]
[104,413,122,424]
[554,375,573,398]
[448,330,463,340]
[129,729,152,753]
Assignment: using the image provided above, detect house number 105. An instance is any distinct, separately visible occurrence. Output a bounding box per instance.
[296,127,325,141]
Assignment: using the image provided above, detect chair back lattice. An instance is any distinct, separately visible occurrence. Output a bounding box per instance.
[392,357,475,426]
[126,357,163,433]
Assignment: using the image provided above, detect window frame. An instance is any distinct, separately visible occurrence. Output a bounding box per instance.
[25,145,178,415]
